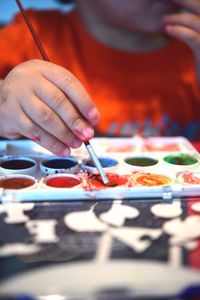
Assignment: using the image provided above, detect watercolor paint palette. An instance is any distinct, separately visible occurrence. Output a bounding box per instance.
[0,136,199,202]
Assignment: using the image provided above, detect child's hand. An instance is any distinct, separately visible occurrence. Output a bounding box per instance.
[163,0,200,83]
[0,60,100,156]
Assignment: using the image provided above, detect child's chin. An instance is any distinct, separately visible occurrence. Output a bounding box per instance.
[142,24,166,35]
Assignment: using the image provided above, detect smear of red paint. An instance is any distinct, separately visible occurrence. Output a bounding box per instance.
[144,143,180,152]
[86,173,130,190]
[106,145,136,153]
[46,177,81,188]
[31,137,40,143]
[182,172,200,185]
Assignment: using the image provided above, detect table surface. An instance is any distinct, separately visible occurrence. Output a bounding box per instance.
[0,141,199,299]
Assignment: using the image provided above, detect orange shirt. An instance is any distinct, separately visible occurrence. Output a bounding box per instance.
[0,9,200,140]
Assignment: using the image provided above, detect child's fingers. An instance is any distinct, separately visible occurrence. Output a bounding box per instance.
[0,59,98,153]
[0,130,21,140]
[0,102,71,156]
[16,111,71,157]
[165,24,200,52]
[163,13,200,32]
[164,8,200,82]
[38,61,100,125]
[33,76,95,141]
[172,0,200,14]
[21,94,83,149]
[164,12,200,54]
[165,24,200,82]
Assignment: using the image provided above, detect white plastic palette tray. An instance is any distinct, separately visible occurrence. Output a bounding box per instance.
[0,136,199,202]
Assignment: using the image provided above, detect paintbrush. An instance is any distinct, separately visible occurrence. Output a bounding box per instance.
[15,0,109,185]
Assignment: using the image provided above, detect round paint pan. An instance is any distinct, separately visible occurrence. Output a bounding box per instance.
[0,174,37,190]
[82,157,118,174]
[0,156,37,175]
[87,172,130,190]
[176,171,200,185]
[132,172,173,187]
[40,157,79,175]
[40,174,82,189]
[123,156,159,172]
[163,153,199,169]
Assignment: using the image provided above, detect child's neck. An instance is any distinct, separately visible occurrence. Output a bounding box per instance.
[78,11,171,53]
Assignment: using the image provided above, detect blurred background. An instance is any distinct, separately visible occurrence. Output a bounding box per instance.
[0,0,73,25]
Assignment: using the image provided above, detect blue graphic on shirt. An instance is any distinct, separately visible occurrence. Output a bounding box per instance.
[107,115,200,140]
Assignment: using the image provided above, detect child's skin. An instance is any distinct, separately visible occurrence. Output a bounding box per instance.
[0,0,199,155]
